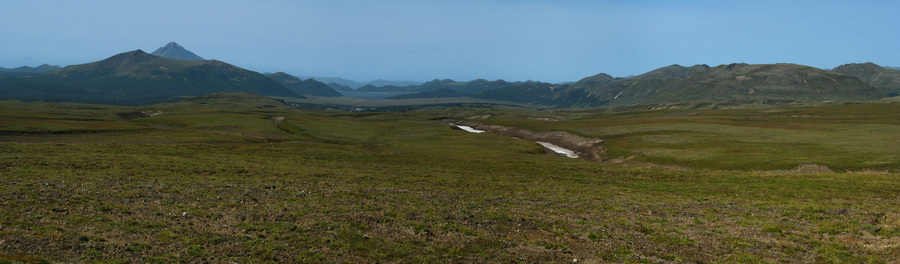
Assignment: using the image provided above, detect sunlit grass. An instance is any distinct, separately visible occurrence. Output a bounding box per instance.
[0,98,898,263]
[473,102,900,172]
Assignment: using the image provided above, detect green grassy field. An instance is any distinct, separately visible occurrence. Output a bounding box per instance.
[465,102,900,172]
[0,96,898,263]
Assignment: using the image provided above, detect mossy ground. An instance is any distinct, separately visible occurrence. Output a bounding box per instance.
[1,99,898,263]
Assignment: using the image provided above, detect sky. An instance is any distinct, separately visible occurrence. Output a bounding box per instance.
[1,0,898,83]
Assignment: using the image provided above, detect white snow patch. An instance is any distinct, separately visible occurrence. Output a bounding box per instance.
[454,124,486,133]
[536,141,579,158]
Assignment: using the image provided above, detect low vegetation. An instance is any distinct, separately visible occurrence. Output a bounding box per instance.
[459,101,900,172]
[0,95,897,263]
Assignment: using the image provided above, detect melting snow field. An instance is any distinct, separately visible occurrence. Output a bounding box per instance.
[535,141,579,158]
[453,125,486,133]
[453,124,579,159]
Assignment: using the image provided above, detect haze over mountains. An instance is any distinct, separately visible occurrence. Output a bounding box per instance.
[300,76,423,89]
[0,64,61,77]
[0,42,898,108]
[265,72,342,97]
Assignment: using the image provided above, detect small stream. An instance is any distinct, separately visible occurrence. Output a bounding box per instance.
[452,124,579,159]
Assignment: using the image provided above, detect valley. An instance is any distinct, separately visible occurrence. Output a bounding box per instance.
[4,0,900,262]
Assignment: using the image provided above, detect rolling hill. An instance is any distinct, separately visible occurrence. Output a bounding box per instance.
[611,63,879,105]
[476,81,563,105]
[0,50,300,105]
[164,92,299,111]
[832,62,900,97]
[265,72,342,97]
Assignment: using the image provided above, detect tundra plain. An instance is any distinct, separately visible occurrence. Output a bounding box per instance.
[1,95,898,263]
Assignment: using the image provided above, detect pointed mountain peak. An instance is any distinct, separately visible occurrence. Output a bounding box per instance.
[151,42,205,60]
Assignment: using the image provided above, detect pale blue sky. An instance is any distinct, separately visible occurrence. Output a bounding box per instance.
[1,0,898,83]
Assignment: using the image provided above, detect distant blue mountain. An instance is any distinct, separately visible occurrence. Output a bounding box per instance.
[0,64,62,76]
[265,72,342,97]
[299,76,423,89]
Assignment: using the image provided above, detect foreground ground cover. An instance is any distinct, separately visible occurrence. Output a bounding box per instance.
[1,97,898,263]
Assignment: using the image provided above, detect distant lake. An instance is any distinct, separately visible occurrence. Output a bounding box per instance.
[338,90,411,99]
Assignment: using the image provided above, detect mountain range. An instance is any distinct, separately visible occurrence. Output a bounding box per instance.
[302,76,423,89]
[1,42,898,108]
[550,63,880,107]
[378,63,896,108]
[365,78,520,95]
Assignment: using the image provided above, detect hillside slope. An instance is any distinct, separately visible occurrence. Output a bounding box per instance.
[266,72,342,97]
[0,50,300,105]
[540,63,880,107]
[833,62,900,96]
